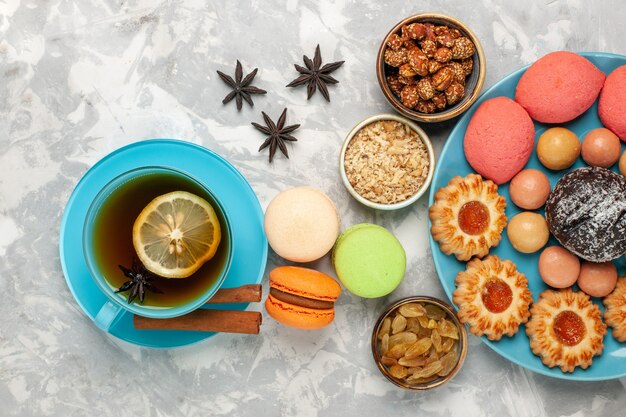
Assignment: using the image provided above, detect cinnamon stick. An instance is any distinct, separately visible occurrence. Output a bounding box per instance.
[134,309,262,334]
[207,284,262,304]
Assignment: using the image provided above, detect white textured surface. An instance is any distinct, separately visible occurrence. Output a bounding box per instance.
[2,0,626,416]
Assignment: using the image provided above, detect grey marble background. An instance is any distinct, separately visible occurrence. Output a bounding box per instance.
[2,0,626,416]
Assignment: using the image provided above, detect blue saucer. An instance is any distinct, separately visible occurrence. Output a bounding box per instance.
[59,140,268,348]
[429,52,626,381]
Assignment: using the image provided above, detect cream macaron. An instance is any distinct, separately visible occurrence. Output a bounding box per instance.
[264,187,340,262]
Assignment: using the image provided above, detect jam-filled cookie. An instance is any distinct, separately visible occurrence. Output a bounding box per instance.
[604,276,626,342]
[429,174,507,261]
[453,255,532,341]
[526,289,606,373]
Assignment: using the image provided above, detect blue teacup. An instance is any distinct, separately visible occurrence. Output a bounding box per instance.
[83,166,233,331]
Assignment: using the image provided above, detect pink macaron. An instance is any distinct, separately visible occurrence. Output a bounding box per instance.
[515,51,605,123]
[464,97,535,184]
[598,65,626,142]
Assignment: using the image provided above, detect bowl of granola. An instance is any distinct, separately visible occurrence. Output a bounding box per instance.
[376,13,486,123]
[339,114,435,210]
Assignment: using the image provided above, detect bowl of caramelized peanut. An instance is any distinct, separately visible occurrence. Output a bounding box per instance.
[371,296,468,390]
[376,13,486,123]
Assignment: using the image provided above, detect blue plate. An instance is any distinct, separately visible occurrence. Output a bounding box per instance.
[59,139,268,348]
[429,52,626,381]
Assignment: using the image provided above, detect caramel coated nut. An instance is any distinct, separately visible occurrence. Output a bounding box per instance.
[449,28,462,39]
[451,37,475,60]
[399,64,418,78]
[434,47,452,63]
[384,48,408,67]
[416,99,436,114]
[448,62,466,84]
[428,60,443,74]
[432,93,447,110]
[434,26,449,36]
[387,34,404,51]
[401,85,420,109]
[407,49,429,76]
[419,40,437,58]
[436,34,455,48]
[431,67,454,91]
[405,23,427,40]
[424,23,436,41]
[445,81,466,105]
[460,58,473,76]
[387,75,404,96]
[416,78,436,100]
[398,74,416,85]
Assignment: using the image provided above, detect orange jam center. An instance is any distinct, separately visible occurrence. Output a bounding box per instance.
[458,201,490,235]
[481,279,513,313]
[553,310,586,346]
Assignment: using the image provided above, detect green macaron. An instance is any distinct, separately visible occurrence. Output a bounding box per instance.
[332,223,406,298]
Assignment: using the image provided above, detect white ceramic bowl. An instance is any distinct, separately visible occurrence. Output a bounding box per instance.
[339,114,436,210]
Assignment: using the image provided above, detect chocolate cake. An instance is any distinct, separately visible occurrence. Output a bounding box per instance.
[545,167,626,262]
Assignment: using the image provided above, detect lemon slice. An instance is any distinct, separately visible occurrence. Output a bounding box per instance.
[132,191,221,278]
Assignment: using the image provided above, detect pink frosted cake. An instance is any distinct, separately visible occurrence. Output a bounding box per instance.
[515,51,605,123]
[598,64,626,142]
[463,97,535,184]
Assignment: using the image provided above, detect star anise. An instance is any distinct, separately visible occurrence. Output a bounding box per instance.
[116,258,163,304]
[251,108,300,163]
[286,44,344,101]
[217,60,267,111]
